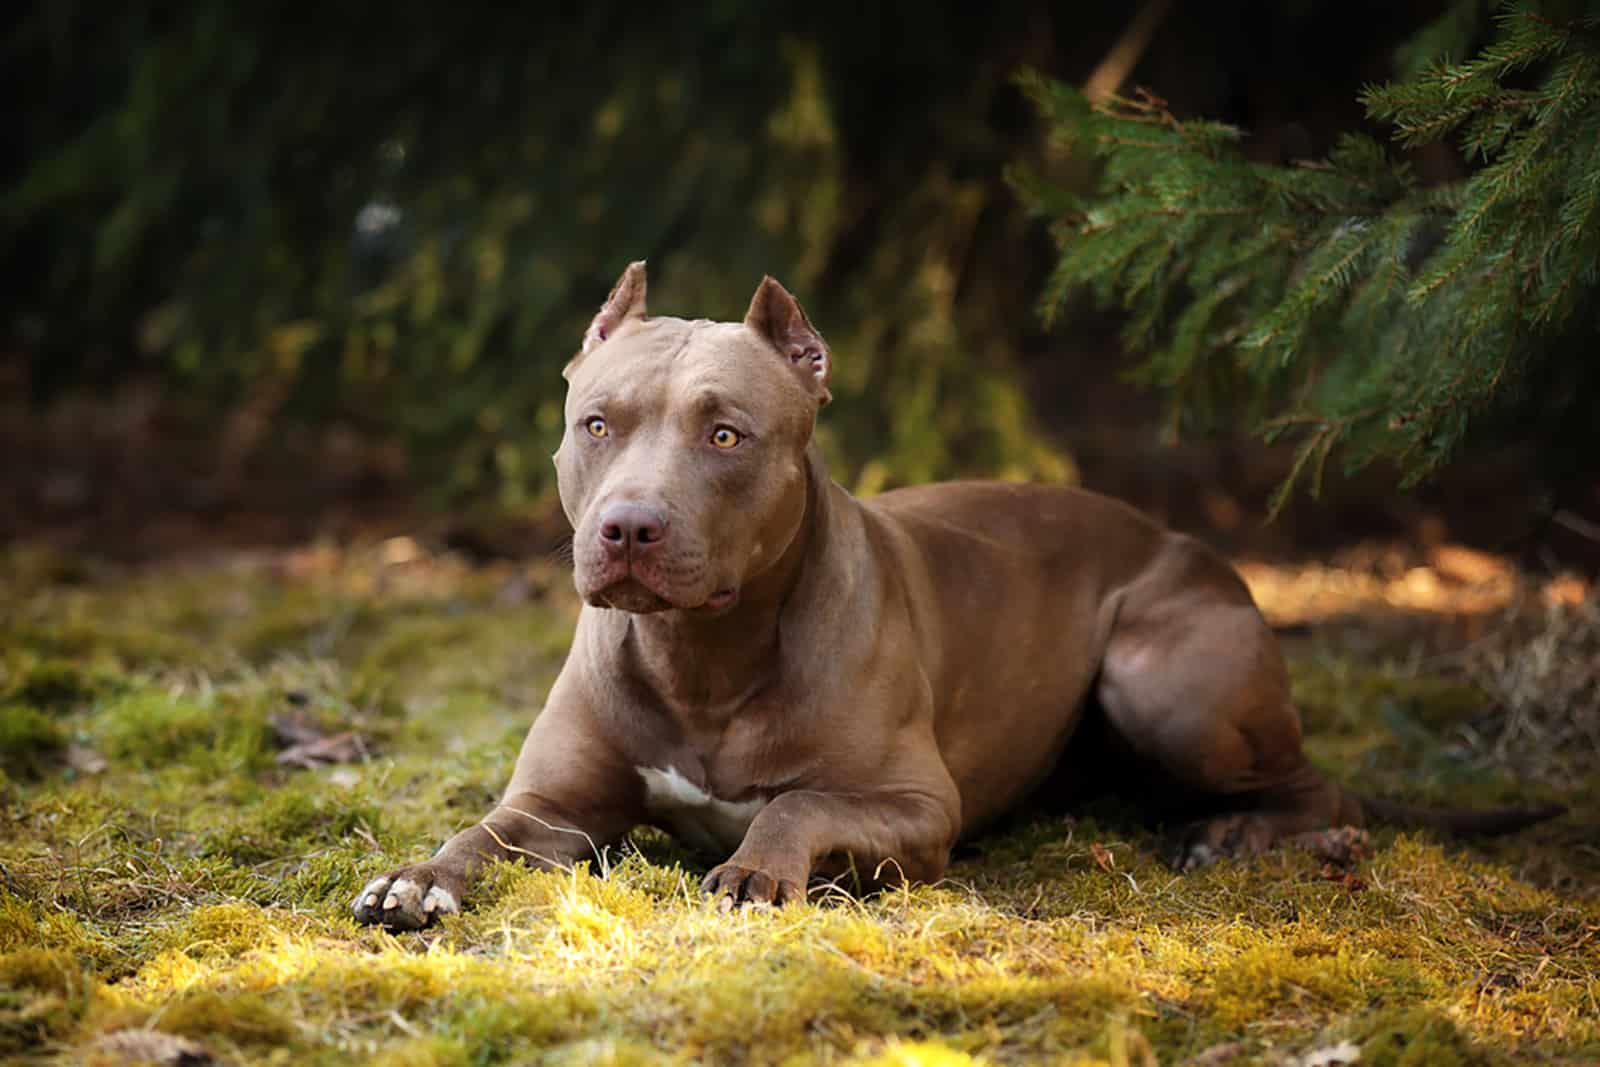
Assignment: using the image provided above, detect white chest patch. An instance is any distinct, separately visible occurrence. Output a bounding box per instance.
[636,766,766,856]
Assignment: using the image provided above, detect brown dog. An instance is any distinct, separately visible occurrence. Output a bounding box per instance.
[353,263,1558,929]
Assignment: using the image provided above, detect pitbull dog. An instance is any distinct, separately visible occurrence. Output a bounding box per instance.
[354,262,1559,929]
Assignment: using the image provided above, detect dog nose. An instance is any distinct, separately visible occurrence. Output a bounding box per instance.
[598,503,668,556]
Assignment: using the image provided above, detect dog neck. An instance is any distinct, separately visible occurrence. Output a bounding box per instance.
[618,443,833,721]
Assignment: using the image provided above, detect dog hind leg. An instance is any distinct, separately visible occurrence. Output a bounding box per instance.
[1094,600,1360,870]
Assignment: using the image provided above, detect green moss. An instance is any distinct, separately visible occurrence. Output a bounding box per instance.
[1287,654,1567,809]
[1290,657,1487,736]
[0,891,119,969]
[3,657,119,712]
[202,786,383,866]
[1205,936,1420,1034]
[0,549,1593,1065]
[0,616,200,669]
[0,948,89,1054]
[94,690,270,771]
[158,989,298,1047]
[0,544,93,590]
[152,903,326,961]
[1356,1008,1502,1067]
[0,703,66,777]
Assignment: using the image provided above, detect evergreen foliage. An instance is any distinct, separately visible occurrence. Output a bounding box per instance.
[1017,1,1600,510]
[4,3,1069,503]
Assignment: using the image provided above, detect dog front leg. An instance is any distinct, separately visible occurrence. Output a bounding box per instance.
[353,689,641,930]
[702,787,960,908]
[361,789,630,925]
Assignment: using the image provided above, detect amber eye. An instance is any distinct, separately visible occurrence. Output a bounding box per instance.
[710,426,742,449]
[585,417,608,439]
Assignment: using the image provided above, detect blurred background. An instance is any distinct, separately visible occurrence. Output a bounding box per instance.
[3,0,1594,570]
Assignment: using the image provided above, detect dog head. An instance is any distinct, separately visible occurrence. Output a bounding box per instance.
[555,261,831,615]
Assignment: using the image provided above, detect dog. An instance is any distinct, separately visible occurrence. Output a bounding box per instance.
[354,262,1559,929]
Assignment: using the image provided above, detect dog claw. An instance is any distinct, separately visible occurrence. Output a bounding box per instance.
[422,885,457,914]
[703,862,803,910]
[353,869,460,930]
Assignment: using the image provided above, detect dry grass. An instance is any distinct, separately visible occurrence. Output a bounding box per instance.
[0,540,1594,1065]
[1460,597,1600,786]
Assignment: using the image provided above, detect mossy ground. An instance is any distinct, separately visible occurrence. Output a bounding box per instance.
[0,541,1594,1065]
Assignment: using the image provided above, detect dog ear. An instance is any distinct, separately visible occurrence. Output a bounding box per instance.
[572,261,648,368]
[744,275,831,405]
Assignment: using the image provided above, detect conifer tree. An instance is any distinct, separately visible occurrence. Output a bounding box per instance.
[1016,1,1600,511]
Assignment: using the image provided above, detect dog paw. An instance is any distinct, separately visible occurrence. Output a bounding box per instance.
[1164,837,1218,872]
[701,862,804,911]
[1164,814,1274,872]
[352,863,463,930]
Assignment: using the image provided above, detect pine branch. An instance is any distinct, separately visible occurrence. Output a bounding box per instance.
[1015,0,1600,502]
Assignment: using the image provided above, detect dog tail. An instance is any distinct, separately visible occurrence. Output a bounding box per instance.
[1354,793,1566,836]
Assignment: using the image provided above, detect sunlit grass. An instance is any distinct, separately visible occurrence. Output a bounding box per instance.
[0,543,1593,1064]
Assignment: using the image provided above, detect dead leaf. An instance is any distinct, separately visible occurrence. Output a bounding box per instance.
[270,707,370,769]
[1091,842,1116,873]
[276,730,368,769]
[268,710,323,747]
[1318,864,1367,892]
[1284,1039,1361,1066]
[65,743,108,776]
[92,1028,214,1065]
[1183,1041,1244,1066]
[326,766,362,788]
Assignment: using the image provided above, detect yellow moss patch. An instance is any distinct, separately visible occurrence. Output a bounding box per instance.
[846,1039,992,1066]
[1205,934,1413,1033]
[151,902,328,962]
[158,989,298,1047]
[0,892,119,970]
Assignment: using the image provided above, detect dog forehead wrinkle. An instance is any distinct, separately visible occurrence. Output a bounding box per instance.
[672,352,794,414]
[677,384,755,424]
[568,364,670,425]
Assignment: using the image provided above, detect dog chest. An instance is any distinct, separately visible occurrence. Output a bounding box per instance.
[636,765,765,855]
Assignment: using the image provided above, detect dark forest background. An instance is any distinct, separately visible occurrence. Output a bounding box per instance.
[4,1,1593,565]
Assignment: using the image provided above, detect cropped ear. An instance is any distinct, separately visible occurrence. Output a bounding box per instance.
[743,275,831,405]
[574,260,648,365]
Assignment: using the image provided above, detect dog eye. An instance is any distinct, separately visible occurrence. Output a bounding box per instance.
[710,426,742,449]
[585,417,608,439]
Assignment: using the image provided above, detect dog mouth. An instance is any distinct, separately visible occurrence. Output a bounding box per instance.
[701,588,738,613]
[588,576,739,615]
[591,578,673,613]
